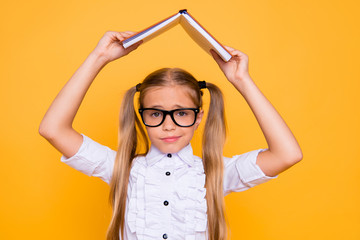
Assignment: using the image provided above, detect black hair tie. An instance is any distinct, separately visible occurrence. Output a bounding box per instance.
[198,81,207,89]
[136,83,141,92]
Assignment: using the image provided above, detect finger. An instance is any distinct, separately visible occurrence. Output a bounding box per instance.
[121,32,135,38]
[118,31,137,43]
[224,45,236,52]
[114,32,127,42]
[224,45,241,54]
[124,40,143,53]
[210,49,226,68]
[124,31,136,35]
[224,45,247,58]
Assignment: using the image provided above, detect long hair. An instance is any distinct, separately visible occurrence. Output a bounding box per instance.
[106,68,227,240]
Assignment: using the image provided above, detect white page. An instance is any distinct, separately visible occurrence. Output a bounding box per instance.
[122,13,181,48]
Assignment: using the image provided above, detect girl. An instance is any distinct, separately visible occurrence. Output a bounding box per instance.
[39,31,302,240]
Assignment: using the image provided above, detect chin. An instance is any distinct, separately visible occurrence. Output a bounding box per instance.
[156,142,187,154]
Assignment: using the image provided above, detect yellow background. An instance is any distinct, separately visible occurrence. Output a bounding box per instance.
[1,0,359,239]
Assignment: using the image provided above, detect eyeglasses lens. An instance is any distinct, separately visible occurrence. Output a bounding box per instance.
[142,109,196,127]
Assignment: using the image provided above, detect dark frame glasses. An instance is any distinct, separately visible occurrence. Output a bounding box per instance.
[138,108,200,127]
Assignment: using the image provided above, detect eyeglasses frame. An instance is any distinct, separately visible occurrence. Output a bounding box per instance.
[138,108,200,127]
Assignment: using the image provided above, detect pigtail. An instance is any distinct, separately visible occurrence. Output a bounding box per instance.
[202,82,227,240]
[106,86,149,240]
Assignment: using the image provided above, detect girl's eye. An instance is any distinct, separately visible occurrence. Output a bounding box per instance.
[177,111,187,117]
[151,111,162,118]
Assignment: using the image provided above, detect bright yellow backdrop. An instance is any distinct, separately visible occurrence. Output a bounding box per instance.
[1,0,359,239]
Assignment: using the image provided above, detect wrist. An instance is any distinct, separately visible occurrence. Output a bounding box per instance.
[230,75,255,94]
[89,49,110,66]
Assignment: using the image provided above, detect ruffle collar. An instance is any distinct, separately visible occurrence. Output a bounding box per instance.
[145,144,195,167]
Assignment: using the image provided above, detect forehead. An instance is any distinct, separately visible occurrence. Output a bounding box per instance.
[142,85,197,109]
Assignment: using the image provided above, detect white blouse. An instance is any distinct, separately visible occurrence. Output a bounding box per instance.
[61,134,277,240]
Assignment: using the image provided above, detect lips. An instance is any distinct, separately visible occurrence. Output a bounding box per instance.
[161,136,181,143]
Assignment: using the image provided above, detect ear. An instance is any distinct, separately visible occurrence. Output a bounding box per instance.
[194,110,204,130]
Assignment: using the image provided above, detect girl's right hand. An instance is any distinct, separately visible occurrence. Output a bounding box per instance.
[93,31,142,63]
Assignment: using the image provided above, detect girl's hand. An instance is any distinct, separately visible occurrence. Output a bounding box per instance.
[211,46,251,84]
[212,47,302,177]
[93,31,142,64]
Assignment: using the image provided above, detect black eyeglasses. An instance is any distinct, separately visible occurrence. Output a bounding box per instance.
[138,108,200,127]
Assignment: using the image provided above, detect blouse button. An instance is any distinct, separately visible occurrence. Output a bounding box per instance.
[163,200,169,206]
[165,171,171,176]
[167,153,172,158]
[163,233,168,239]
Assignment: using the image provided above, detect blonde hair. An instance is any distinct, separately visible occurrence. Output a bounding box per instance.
[106,68,227,240]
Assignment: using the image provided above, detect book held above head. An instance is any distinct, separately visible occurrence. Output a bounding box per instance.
[121,9,233,62]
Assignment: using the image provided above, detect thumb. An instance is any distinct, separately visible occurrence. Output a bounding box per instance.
[210,49,226,69]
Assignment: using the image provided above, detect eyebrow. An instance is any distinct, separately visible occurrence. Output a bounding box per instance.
[147,104,192,109]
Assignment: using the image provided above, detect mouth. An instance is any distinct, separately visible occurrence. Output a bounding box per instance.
[160,136,181,143]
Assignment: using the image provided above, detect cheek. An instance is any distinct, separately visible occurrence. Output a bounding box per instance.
[145,127,156,140]
[183,126,196,139]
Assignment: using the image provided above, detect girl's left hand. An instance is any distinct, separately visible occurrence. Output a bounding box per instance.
[211,46,251,84]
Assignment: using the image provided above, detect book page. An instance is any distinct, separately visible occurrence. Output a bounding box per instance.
[123,13,181,48]
[180,13,232,61]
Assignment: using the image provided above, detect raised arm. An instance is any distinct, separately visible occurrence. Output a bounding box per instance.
[39,31,142,158]
[211,47,302,177]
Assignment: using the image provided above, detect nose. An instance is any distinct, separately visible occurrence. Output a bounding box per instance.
[162,114,176,131]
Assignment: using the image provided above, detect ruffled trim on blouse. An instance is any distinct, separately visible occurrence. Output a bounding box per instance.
[127,153,207,240]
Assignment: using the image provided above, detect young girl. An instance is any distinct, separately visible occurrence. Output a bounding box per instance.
[39,31,302,240]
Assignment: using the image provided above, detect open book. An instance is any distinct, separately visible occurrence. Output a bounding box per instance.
[122,9,232,62]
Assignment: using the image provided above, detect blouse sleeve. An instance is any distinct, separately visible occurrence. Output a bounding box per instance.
[223,149,278,196]
[60,134,117,185]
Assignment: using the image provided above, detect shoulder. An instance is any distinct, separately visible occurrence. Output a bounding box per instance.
[132,154,147,167]
[223,149,278,194]
[223,149,266,167]
[193,155,204,167]
[60,134,117,184]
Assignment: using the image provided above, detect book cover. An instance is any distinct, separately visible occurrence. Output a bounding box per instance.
[122,10,232,62]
